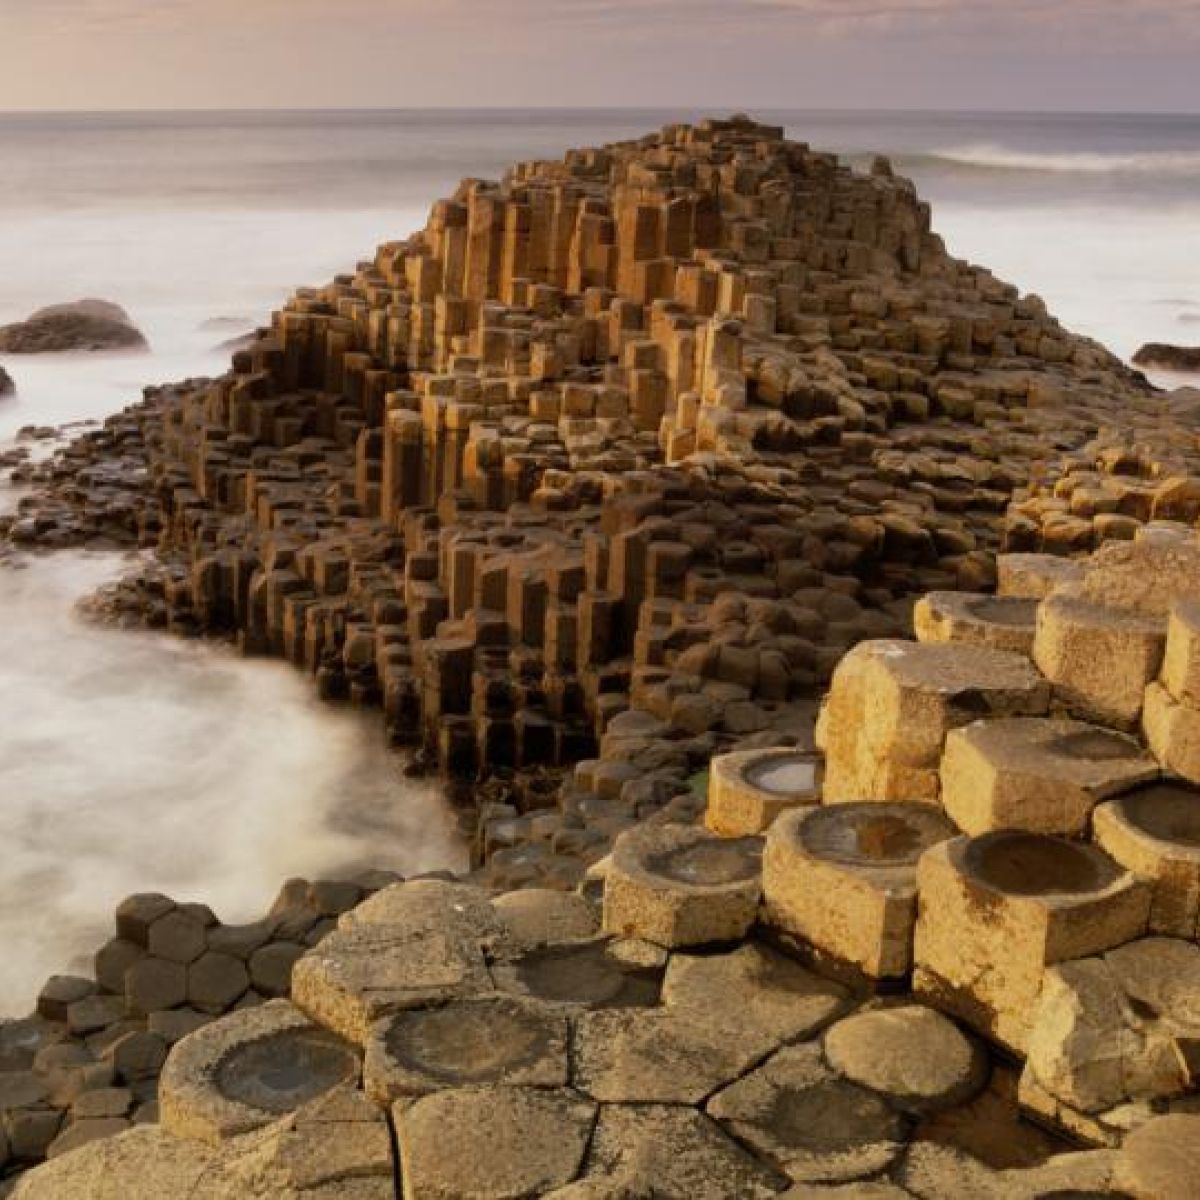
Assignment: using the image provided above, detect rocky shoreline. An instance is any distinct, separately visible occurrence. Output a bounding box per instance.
[3,116,1200,1195]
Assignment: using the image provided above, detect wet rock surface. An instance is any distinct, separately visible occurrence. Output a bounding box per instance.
[0,300,147,354]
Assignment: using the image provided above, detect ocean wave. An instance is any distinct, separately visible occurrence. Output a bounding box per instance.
[908,144,1200,176]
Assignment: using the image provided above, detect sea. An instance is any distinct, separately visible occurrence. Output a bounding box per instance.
[0,107,1197,1009]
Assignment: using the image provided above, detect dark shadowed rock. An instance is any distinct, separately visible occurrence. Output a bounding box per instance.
[0,363,13,394]
[0,300,147,354]
[1132,342,1200,372]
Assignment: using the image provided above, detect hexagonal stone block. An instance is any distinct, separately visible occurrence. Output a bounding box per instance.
[601,824,761,948]
[662,942,849,1045]
[899,1140,1119,1200]
[574,1003,779,1105]
[705,748,822,837]
[395,1086,595,1200]
[159,999,360,1145]
[291,923,490,1045]
[363,994,569,1106]
[823,1004,985,1114]
[36,976,95,1024]
[1035,538,1200,729]
[817,640,1049,804]
[147,910,209,965]
[215,1084,393,1197]
[8,1125,219,1199]
[125,957,186,1017]
[1161,598,1200,704]
[489,888,598,949]
[1034,590,1165,730]
[763,804,955,979]
[341,879,503,945]
[1094,781,1200,937]
[115,894,175,947]
[940,717,1158,837]
[1114,1113,1200,1200]
[914,832,1151,1052]
[1022,938,1200,1135]
[186,951,249,1015]
[914,591,1038,655]
[1142,681,1200,782]
[575,1104,786,1199]
[996,553,1084,599]
[707,1042,905,1185]
[248,942,305,997]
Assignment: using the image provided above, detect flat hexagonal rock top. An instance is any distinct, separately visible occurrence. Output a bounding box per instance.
[395,1085,596,1200]
[491,937,664,1009]
[490,888,599,949]
[662,942,850,1044]
[9,1125,219,1199]
[1114,1113,1200,1200]
[573,1104,787,1199]
[363,993,569,1104]
[941,717,1160,837]
[573,996,785,1105]
[197,1085,394,1198]
[159,998,361,1145]
[823,1005,986,1114]
[1075,538,1200,618]
[707,1042,906,1185]
[341,878,504,945]
[291,921,491,1045]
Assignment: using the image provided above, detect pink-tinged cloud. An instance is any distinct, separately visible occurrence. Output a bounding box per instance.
[0,0,1197,110]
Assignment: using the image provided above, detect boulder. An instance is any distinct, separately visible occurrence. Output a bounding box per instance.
[0,363,13,394]
[1132,342,1200,372]
[0,300,147,354]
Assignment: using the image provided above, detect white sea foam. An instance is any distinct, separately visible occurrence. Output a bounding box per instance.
[929,143,1200,176]
[0,553,465,1013]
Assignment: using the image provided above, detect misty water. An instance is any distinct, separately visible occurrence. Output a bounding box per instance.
[1,107,1199,1012]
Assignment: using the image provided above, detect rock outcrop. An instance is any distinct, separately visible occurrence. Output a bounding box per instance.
[0,364,13,395]
[8,115,1196,896]
[0,300,147,354]
[1133,341,1200,372]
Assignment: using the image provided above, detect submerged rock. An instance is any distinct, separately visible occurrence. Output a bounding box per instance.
[0,299,147,354]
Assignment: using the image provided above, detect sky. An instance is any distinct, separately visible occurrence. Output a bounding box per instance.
[1,0,1199,113]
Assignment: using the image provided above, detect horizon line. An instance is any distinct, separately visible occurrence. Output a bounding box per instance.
[1,104,1199,119]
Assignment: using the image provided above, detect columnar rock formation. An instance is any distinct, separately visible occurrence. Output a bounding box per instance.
[10,116,1200,895]
[6,118,1200,1195]
[15,530,1200,1197]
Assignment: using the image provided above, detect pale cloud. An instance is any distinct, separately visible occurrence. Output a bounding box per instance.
[0,0,1197,109]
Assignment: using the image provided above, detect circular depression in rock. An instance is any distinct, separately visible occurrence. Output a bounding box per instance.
[800,804,952,869]
[643,837,762,885]
[1047,728,1143,763]
[1115,781,1200,847]
[964,596,1038,627]
[510,941,662,1008]
[744,753,819,795]
[214,1028,359,1114]
[383,999,552,1085]
[965,832,1120,896]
